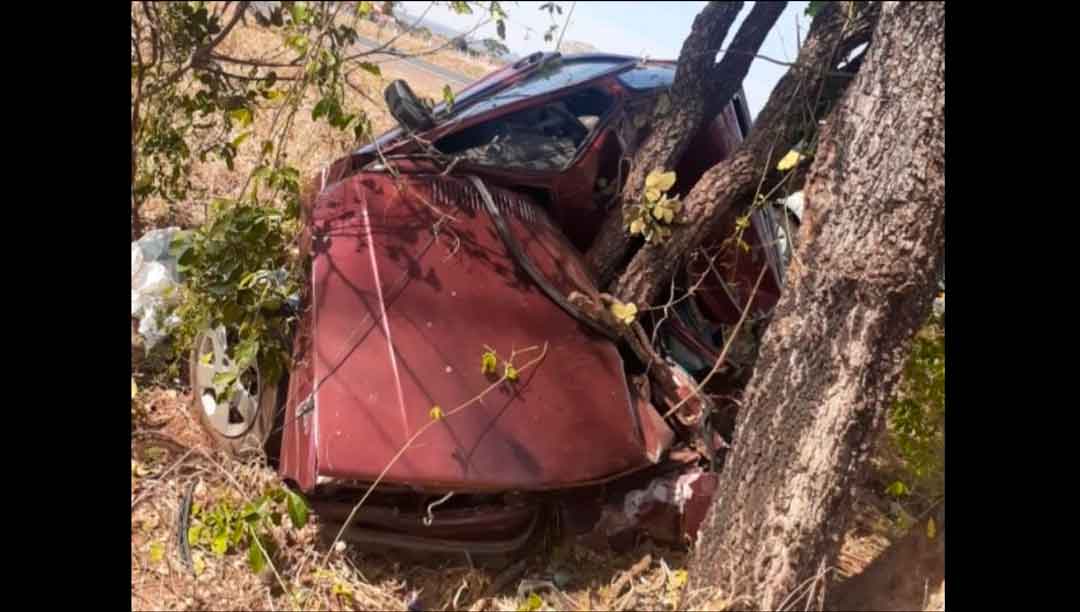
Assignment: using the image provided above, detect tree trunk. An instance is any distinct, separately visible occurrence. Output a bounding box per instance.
[612,1,878,307]
[684,2,945,610]
[586,1,793,287]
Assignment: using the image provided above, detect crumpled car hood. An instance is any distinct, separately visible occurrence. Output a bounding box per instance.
[285,173,671,492]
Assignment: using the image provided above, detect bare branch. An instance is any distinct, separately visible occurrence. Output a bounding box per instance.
[209,52,303,68]
[555,1,576,52]
[704,1,788,124]
[146,2,252,98]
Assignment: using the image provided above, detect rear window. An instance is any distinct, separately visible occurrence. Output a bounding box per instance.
[617,65,675,90]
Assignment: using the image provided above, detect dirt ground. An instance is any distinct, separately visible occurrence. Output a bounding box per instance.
[132,381,944,611]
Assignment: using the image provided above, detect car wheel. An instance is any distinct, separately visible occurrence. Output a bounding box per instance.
[189,326,284,460]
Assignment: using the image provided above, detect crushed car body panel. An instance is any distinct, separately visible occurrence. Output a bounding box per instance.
[281,172,673,492]
[275,53,791,551]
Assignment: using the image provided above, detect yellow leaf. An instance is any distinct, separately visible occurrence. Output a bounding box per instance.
[645,169,677,193]
[149,542,165,564]
[504,362,519,382]
[609,301,638,326]
[518,593,543,612]
[429,405,445,421]
[132,460,149,478]
[481,349,498,375]
[776,149,806,172]
[645,187,662,203]
[132,378,138,399]
[629,218,645,236]
[669,569,688,590]
[926,517,936,540]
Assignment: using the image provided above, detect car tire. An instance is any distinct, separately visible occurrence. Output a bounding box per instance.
[188,327,286,460]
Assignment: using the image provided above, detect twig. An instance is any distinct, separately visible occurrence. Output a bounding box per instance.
[663,265,767,419]
[610,554,652,599]
[555,1,576,52]
[321,343,549,565]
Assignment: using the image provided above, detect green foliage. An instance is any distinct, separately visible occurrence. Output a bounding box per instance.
[187,486,310,573]
[884,314,945,507]
[169,196,301,385]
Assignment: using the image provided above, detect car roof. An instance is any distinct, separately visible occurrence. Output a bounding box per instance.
[355,54,674,156]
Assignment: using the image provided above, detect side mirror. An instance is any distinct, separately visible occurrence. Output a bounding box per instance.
[384,79,435,133]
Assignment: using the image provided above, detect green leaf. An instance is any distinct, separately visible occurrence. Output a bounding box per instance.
[188,525,203,546]
[231,131,252,149]
[248,535,268,573]
[289,1,309,24]
[442,84,456,112]
[212,532,228,556]
[286,34,308,52]
[504,362,519,382]
[286,490,310,528]
[312,97,333,121]
[805,1,826,17]
[357,1,374,17]
[149,542,165,564]
[212,370,237,393]
[234,339,260,370]
[229,108,254,128]
[885,481,910,498]
[358,62,382,77]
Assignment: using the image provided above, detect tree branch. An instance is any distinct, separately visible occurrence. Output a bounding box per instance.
[705,1,788,119]
[146,1,251,98]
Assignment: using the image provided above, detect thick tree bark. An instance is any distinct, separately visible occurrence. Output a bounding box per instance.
[683,2,945,610]
[586,1,789,287]
[612,2,878,307]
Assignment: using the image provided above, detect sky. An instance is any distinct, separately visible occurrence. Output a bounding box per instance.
[397,1,813,119]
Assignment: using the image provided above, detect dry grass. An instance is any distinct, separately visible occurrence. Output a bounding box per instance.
[140,15,502,233]
[132,386,699,612]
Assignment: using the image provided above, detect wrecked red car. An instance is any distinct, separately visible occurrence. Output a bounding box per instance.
[190,52,795,555]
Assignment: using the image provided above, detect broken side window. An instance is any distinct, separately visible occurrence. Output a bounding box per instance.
[434,88,615,173]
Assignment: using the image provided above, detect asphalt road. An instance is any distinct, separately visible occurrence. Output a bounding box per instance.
[353,33,474,88]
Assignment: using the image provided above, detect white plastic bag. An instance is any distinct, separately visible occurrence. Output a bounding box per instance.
[131,227,182,349]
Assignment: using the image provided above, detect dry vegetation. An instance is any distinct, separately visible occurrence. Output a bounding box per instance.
[133,390,705,611]
[140,15,500,232]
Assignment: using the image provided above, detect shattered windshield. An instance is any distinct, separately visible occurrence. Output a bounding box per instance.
[451,58,630,122]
